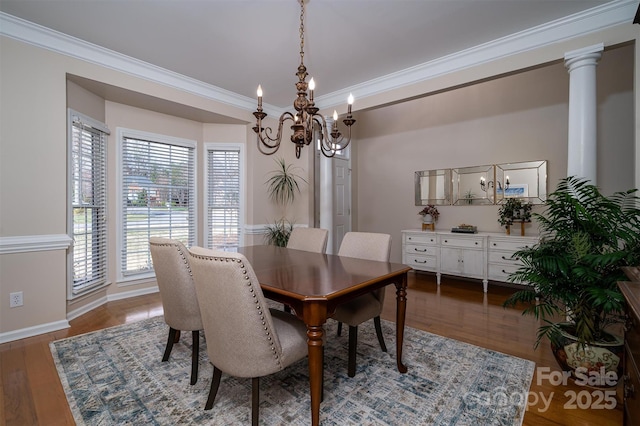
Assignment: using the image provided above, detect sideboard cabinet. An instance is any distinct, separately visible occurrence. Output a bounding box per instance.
[619,280,640,426]
[402,229,538,292]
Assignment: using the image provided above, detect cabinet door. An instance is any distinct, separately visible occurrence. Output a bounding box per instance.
[440,247,462,274]
[462,249,484,278]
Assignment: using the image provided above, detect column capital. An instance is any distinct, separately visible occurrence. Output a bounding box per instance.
[564,43,604,71]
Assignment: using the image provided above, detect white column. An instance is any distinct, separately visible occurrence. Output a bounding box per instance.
[319,116,334,253]
[564,43,603,184]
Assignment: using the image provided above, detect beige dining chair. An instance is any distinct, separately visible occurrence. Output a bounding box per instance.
[187,246,308,425]
[287,227,329,253]
[149,237,203,385]
[332,231,392,377]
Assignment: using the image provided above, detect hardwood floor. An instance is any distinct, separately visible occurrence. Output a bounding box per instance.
[1,272,623,425]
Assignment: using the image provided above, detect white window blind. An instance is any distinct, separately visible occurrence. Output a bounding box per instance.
[69,111,109,298]
[120,133,196,277]
[207,147,241,250]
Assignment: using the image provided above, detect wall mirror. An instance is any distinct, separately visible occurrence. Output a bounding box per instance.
[452,165,494,205]
[495,160,547,204]
[415,169,451,206]
[415,160,547,206]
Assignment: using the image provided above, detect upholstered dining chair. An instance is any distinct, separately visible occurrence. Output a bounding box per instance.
[287,227,329,253]
[149,237,203,385]
[332,232,392,377]
[187,247,308,425]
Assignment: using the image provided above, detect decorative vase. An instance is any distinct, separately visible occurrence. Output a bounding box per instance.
[550,322,623,388]
[422,214,433,224]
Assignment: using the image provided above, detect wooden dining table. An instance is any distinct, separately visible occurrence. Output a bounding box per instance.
[237,245,412,426]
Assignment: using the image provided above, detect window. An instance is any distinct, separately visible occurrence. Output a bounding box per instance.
[118,129,196,280]
[205,144,243,250]
[68,109,109,299]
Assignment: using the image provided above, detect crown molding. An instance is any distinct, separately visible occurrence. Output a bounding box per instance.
[0,11,280,117]
[1,0,637,115]
[316,0,639,109]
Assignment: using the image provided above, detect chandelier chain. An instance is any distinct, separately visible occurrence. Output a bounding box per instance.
[299,0,305,64]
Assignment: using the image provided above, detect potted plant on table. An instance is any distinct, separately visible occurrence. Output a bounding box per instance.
[497,198,532,234]
[503,177,640,384]
[418,204,440,224]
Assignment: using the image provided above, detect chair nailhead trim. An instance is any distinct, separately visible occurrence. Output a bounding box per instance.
[188,251,284,369]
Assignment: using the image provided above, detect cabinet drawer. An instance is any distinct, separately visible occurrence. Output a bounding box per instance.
[488,239,534,252]
[441,236,484,249]
[405,233,438,245]
[488,251,522,264]
[405,254,437,270]
[488,263,520,282]
[406,244,438,257]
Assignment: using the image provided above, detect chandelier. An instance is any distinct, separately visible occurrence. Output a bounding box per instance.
[253,0,356,158]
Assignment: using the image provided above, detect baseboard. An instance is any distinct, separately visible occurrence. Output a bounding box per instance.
[66,294,109,322]
[107,285,159,302]
[0,319,70,344]
[1,285,160,344]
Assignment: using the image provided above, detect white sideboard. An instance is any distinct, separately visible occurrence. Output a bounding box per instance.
[402,229,538,292]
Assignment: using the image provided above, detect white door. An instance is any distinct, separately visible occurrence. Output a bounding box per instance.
[332,157,351,253]
[318,151,351,254]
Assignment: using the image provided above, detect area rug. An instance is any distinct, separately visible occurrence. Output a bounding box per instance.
[50,315,534,425]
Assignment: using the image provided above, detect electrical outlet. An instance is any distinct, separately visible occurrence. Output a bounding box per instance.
[10,291,23,308]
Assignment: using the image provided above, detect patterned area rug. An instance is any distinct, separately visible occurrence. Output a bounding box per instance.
[51,315,534,425]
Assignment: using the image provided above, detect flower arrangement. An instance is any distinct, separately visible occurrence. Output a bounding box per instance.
[418,205,439,221]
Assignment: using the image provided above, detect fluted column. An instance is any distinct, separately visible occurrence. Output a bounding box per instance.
[564,43,603,184]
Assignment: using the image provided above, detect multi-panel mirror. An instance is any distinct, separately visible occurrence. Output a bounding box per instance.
[415,160,547,206]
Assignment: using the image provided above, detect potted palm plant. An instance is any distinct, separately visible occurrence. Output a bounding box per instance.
[264,158,307,246]
[503,177,640,385]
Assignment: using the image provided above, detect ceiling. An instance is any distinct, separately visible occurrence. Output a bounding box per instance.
[0,0,620,113]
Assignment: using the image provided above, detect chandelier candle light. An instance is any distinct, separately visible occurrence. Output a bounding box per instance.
[253,0,356,158]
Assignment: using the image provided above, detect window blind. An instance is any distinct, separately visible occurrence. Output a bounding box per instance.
[207,148,241,250]
[120,135,195,277]
[70,114,108,297]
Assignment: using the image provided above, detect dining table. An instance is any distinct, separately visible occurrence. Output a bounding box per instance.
[237,245,412,426]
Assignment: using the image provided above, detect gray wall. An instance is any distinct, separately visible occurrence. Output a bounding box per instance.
[353,44,634,263]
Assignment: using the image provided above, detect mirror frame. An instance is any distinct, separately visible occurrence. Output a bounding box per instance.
[495,160,547,205]
[414,169,451,206]
[452,164,494,206]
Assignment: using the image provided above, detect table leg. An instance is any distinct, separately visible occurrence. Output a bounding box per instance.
[306,323,324,426]
[394,273,408,374]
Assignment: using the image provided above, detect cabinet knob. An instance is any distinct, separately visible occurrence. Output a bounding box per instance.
[502,269,507,273]
[444,240,448,243]
[492,243,497,246]
[475,242,478,245]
